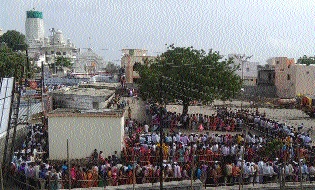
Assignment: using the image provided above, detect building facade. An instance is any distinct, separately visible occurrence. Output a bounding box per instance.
[274,57,315,98]
[257,64,275,86]
[121,49,156,84]
[229,54,260,86]
[47,109,125,160]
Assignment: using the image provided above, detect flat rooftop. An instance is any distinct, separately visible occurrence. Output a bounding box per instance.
[50,87,115,97]
[78,82,120,90]
[47,108,124,118]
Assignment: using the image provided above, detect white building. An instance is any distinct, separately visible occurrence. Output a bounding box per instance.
[25,10,77,67]
[229,54,260,86]
[47,109,125,160]
[0,28,3,37]
[74,48,105,74]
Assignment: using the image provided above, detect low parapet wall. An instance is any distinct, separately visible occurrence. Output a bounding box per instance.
[64,180,203,190]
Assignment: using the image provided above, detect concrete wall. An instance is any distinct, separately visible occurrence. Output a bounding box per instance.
[274,57,296,98]
[53,94,105,110]
[63,180,203,190]
[295,65,315,96]
[244,85,277,98]
[48,114,125,160]
[275,57,315,98]
[44,78,90,86]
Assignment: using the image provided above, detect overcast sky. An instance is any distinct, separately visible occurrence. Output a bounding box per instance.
[1,0,314,64]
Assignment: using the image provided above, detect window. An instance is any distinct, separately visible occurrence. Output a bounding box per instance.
[93,102,99,109]
[287,74,290,80]
[246,68,250,72]
[276,61,280,64]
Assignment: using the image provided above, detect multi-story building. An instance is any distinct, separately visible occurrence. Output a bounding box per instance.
[274,57,315,98]
[257,64,275,86]
[25,10,77,67]
[229,54,260,86]
[121,49,156,84]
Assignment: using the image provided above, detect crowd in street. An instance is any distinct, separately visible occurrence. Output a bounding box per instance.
[7,103,315,189]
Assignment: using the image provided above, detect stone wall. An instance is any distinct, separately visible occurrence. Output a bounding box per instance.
[244,85,277,98]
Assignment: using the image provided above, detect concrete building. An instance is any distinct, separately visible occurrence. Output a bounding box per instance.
[274,57,315,98]
[229,54,260,86]
[47,109,125,160]
[121,49,156,84]
[257,64,275,86]
[50,83,119,110]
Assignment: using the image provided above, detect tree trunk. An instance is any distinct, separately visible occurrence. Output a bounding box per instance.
[182,101,189,115]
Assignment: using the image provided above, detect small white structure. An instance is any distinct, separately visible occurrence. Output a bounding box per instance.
[47,109,125,160]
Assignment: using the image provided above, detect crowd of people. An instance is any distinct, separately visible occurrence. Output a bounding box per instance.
[7,102,315,189]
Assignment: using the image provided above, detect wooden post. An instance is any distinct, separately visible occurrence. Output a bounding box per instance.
[0,163,4,190]
[298,144,303,190]
[191,147,196,190]
[67,139,71,189]
[133,150,136,190]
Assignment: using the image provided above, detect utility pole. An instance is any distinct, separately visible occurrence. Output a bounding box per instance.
[49,28,56,74]
[159,75,164,190]
[233,54,252,110]
[298,144,303,190]
[67,139,71,189]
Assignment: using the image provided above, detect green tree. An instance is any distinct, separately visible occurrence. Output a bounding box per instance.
[0,46,25,79]
[55,56,72,68]
[0,30,27,51]
[106,62,119,73]
[135,45,242,114]
[297,55,315,66]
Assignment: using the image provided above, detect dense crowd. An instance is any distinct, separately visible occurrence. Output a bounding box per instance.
[8,103,315,189]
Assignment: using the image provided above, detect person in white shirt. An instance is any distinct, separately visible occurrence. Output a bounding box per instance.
[144,124,149,133]
[263,162,270,183]
[268,163,277,182]
[309,164,315,182]
[258,160,265,184]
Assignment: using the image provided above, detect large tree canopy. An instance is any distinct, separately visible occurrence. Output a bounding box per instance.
[0,30,27,51]
[0,46,25,80]
[135,45,242,114]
